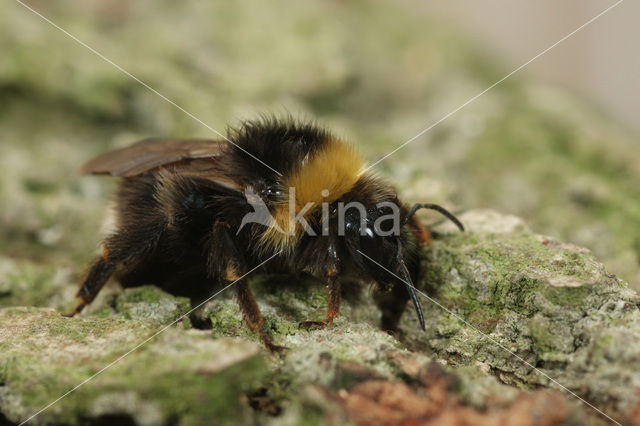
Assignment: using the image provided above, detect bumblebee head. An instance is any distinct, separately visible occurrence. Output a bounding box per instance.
[343,202,464,331]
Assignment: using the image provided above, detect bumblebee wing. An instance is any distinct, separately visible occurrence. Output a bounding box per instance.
[81,138,242,193]
[80,138,227,177]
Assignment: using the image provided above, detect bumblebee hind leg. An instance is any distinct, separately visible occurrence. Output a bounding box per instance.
[63,255,115,317]
[64,223,164,317]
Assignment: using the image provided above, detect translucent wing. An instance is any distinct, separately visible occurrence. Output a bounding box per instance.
[81,138,241,192]
[80,138,228,177]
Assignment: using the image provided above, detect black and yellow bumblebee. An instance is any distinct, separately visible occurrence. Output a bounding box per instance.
[66,118,463,352]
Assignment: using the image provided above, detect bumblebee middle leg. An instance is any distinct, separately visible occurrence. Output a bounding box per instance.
[235,279,287,354]
[299,242,341,331]
[299,274,340,330]
[214,223,286,354]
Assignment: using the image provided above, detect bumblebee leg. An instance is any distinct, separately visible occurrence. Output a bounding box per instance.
[299,274,341,330]
[215,224,286,354]
[63,255,115,317]
[375,278,411,335]
[235,280,287,354]
[408,215,431,246]
[299,245,341,330]
[64,225,163,317]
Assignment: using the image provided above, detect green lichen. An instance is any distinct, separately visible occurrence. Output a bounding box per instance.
[543,285,591,307]
[0,259,74,310]
[206,298,250,339]
[0,307,267,425]
[114,286,190,324]
[528,316,558,354]
[400,210,640,415]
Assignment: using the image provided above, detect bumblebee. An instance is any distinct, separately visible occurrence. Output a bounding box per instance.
[66,118,463,352]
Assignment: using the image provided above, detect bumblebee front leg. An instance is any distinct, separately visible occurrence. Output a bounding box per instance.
[407,214,431,246]
[375,281,410,333]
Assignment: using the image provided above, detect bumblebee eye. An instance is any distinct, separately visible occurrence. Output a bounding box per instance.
[263,181,283,200]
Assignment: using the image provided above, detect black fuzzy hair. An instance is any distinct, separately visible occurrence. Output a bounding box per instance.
[223,116,333,184]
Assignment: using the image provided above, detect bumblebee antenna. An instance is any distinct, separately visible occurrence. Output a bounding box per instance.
[396,244,425,331]
[402,203,464,232]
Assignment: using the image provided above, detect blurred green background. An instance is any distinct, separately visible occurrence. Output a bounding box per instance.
[1,0,639,300]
